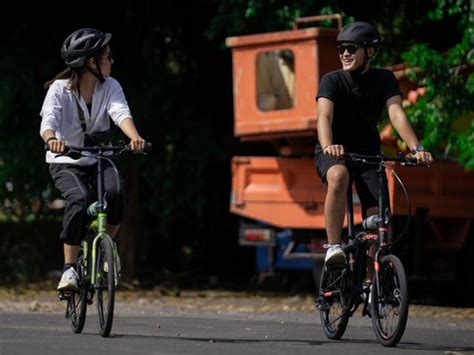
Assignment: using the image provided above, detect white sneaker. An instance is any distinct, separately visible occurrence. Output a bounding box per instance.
[57,267,79,291]
[324,244,346,266]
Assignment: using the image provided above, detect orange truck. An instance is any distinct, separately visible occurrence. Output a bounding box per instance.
[226,15,474,295]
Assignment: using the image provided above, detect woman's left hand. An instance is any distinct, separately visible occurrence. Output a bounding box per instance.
[130,137,146,151]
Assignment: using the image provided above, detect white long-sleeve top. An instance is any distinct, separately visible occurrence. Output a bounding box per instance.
[40,77,132,165]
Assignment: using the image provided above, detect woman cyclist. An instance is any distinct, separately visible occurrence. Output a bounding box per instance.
[40,28,146,291]
[314,21,433,271]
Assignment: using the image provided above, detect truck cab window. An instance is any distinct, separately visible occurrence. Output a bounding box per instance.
[256,49,295,111]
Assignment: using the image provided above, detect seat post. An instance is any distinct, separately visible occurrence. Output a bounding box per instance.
[96,154,105,213]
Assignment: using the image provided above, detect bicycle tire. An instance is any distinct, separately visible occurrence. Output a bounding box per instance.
[371,254,409,347]
[96,237,115,337]
[67,257,88,333]
[319,265,351,340]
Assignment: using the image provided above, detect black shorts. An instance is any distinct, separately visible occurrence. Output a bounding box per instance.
[314,144,389,216]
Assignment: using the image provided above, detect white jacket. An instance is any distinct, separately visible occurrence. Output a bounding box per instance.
[40,77,132,165]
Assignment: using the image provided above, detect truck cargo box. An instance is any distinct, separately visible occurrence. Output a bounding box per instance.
[231,157,474,244]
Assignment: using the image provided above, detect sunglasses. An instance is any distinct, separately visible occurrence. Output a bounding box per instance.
[337,44,360,55]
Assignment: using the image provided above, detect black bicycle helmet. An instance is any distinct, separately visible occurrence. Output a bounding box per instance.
[336,21,381,48]
[61,28,112,68]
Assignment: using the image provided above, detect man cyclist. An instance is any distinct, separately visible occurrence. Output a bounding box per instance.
[40,28,146,291]
[314,21,433,268]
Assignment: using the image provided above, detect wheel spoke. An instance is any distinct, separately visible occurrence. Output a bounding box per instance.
[371,255,408,346]
[65,259,88,334]
[319,267,351,340]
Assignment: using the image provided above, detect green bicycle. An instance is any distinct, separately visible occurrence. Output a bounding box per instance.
[57,143,151,337]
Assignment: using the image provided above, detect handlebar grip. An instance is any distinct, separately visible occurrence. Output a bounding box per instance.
[44,144,70,153]
[404,157,418,165]
[144,142,152,152]
[126,142,152,153]
[403,156,432,167]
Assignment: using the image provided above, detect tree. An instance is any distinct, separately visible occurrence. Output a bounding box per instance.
[401,0,474,169]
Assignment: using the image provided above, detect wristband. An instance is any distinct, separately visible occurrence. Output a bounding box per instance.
[411,144,425,155]
[46,137,58,144]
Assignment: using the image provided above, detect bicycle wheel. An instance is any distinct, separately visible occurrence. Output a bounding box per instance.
[371,254,409,347]
[96,237,115,337]
[67,258,88,333]
[318,266,351,340]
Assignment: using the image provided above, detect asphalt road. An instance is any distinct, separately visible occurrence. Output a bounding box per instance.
[1,304,474,355]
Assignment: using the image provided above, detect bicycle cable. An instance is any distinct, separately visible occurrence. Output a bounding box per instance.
[383,163,411,249]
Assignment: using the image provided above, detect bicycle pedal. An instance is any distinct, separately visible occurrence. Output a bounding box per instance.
[58,291,71,301]
[315,297,330,312]
[362,305,372,318]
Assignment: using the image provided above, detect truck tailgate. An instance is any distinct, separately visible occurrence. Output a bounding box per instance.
[230,156,363,229]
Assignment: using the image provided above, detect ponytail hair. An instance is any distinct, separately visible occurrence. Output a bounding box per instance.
[43,67,81,91]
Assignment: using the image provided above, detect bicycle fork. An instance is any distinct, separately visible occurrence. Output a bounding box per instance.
[371,249,391,318]
[89,213,118,286]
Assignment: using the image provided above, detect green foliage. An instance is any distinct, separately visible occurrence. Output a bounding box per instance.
[207,0,342,40]
[0,222,62,282]
[401,0,474,169]
[0,53,54,222]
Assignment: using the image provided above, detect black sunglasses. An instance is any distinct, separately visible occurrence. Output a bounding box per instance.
[337,44,360,55]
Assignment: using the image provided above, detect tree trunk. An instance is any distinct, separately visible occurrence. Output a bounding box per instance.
[118,166,140,280]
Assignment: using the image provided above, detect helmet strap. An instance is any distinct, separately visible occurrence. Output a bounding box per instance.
[352,47,373,76]
[85,55,105,83]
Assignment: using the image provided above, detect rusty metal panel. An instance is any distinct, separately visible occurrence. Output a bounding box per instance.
[231,157,474,231]
[389,160,474,218]
[226,28,339,139]
[230,156,363,229]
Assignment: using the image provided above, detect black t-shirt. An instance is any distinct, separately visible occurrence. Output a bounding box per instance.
[316,68,402,153]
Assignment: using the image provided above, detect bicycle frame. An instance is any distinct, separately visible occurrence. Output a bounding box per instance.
[345,157,390,243]
[373,162,390,301]
[82,152,120,288]
[344,153,414,305]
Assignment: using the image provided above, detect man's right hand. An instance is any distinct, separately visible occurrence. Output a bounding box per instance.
[414,150,433,165]
[323,144,345,158]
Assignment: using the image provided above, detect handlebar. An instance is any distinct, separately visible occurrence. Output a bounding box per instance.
[344,152,424,167]
[46,142,152,157]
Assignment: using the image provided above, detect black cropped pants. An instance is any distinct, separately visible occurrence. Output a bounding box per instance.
[49,160,125,246]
